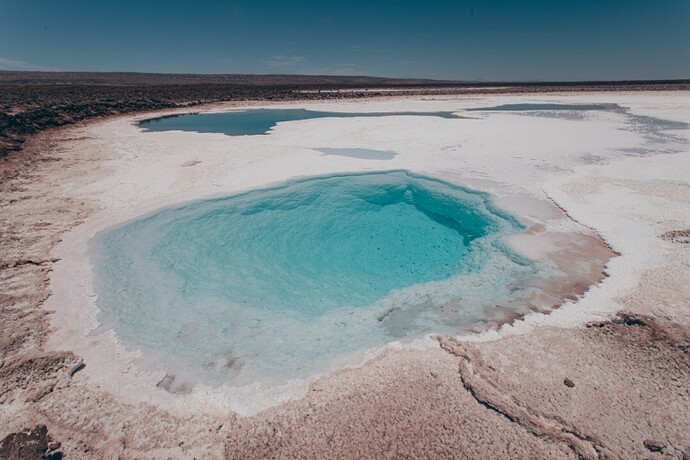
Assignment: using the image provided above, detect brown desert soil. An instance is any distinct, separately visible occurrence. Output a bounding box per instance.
[1,83,689,459]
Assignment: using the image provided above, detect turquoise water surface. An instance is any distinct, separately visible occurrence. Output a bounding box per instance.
[92,171,538,386]
[139,109,463,136]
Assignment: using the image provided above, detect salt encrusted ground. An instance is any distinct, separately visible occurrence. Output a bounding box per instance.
[1,93,689,459]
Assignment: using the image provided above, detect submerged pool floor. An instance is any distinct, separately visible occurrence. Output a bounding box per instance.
[93,171,539,386]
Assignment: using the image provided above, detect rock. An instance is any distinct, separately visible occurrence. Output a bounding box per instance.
[563,377,575,388]
[47,440,61,451]
[660,229,690,244]
[643,439,664,453]
[0,424,63,459]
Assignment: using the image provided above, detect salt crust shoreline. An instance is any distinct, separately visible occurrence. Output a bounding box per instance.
[43,93,690,417]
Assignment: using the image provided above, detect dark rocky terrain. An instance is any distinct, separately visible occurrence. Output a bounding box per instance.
[1,71,688,157]
[0,425,63,460]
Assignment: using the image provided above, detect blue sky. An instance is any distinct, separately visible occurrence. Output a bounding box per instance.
[1,0,689,81]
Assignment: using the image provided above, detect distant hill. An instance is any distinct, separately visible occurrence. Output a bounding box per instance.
[0,71,687,88]
[0,71,455,87]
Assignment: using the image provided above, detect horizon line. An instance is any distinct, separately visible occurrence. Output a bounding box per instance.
[0,69,689,86]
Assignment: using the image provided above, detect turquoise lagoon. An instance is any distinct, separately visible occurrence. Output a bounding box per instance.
[92,171,539,386]
[139,108,463,136]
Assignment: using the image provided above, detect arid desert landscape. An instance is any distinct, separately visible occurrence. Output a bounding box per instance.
[1,72,689,458]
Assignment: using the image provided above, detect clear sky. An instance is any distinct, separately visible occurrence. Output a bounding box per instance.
[1,0,689,81]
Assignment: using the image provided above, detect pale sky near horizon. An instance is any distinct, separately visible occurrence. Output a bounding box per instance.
[1,0,689,81]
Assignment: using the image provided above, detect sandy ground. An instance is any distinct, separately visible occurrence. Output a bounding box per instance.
[1,93,689,459]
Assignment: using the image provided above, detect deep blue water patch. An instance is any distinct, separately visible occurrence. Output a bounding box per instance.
[92,171,539,386]
[139,109,464,136]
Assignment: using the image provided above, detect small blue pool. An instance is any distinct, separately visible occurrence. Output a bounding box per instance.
[139,108,464,136]
[92,171,539,386]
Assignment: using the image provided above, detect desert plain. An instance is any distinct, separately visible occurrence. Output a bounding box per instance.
[1,79,689,459]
